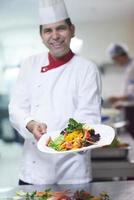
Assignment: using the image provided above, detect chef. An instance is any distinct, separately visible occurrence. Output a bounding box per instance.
[9,0,101,185]
[107,43,134,108]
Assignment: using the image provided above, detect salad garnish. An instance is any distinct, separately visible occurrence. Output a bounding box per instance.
[47,118,100,151]
[15,189,110,200]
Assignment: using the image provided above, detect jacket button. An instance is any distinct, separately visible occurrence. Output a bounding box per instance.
[33,161,36,164]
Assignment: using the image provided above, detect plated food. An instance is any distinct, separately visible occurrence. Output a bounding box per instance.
[47,118,100,151]
[14,189,110,200]
[37,118,115,154]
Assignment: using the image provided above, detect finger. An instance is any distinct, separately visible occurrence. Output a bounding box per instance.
[32,128,42,140]
[38,125,45,135]
[39,123,47,133]
[34,132,42,141]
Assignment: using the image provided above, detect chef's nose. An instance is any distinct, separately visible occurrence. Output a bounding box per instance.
[52,30,60,40]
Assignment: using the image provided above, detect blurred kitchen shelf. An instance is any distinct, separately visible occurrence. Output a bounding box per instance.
[92,132,134,181]
[0,140,22,187]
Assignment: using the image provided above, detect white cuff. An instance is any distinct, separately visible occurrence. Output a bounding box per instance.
[20,117,35,139]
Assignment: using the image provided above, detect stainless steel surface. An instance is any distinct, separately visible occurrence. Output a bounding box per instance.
[0,181,134,200]
[92,132,134,180]
[92,160,134,179]
[113,120,128,129]
[92,146,130,159]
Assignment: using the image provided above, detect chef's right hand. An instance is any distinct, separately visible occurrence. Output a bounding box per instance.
[26,120,47,141]
[108,96,119,104]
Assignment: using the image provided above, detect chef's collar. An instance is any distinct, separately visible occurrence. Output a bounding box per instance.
[41,50,75,73]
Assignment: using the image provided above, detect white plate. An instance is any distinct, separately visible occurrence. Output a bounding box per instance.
[37,124,115,154]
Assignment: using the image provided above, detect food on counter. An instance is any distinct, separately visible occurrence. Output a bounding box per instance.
[47,118,100,151]
[104,137,129,148]
[73,190,110,200]
[15,189,110,200]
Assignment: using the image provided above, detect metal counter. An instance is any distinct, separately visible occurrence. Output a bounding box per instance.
[0,181,133,200]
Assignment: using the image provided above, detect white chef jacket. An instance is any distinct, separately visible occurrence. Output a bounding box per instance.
[9,52,101,184]
[123,59,134,98]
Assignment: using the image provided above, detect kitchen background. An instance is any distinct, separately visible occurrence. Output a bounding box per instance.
[0,0,134,187]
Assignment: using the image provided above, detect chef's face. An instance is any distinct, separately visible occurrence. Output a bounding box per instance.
[40,20,75,58]
[112,55,128,66]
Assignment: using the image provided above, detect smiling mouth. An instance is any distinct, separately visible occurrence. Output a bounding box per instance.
[53,44,62,48]
[50,41,64,49]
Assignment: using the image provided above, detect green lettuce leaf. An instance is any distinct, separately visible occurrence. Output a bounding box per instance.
[48,135,64,150]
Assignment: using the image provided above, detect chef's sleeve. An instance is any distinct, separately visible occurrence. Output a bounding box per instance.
[123,64,134,98]
[8,59,34,139]
[73,62,102,124]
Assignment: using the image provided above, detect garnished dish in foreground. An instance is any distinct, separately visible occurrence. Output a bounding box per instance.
[37,118,115,154]
[15,188,110,200]
[47,118,100,151]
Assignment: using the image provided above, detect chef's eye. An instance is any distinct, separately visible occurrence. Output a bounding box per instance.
[57,25,67,31]
[43,29,52,34]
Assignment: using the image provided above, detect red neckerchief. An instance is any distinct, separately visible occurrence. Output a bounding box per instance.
[41,50,74,73]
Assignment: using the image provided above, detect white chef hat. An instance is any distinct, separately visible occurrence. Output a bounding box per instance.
[107,43,129,58]
[39,0,69,25]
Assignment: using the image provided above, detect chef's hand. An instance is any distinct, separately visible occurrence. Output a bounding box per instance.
[108,96,119,104]
[26,120,47,140]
